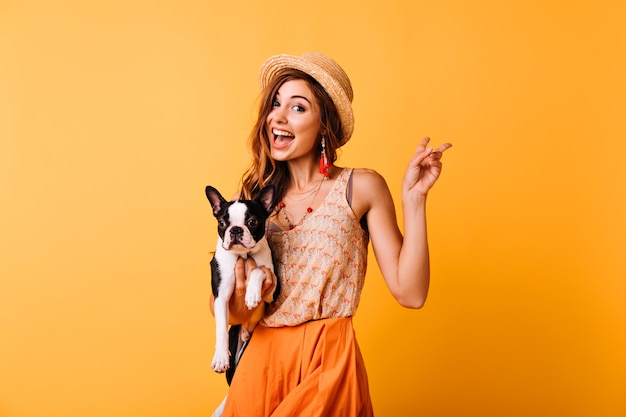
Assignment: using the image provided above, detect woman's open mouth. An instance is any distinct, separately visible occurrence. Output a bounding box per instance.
[272,128,295,148]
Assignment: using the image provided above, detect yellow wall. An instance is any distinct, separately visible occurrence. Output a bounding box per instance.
[1,1,624,416]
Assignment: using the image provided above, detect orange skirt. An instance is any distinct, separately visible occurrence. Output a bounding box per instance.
[222,317,374,416]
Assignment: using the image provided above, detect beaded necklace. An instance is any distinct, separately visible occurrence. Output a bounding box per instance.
[277,178,325,230]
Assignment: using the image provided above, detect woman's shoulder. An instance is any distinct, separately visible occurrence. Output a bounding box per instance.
[349,167,388,190]
[339,167,391,218]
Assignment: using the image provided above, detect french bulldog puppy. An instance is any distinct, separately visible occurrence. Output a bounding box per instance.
[205,185,277,417]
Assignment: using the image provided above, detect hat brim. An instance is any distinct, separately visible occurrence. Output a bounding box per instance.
[259,53,354,146]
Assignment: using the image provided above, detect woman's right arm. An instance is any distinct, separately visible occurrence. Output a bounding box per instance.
[209,257,276,324]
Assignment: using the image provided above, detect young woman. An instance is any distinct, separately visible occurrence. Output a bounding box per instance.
[215,52,451,416]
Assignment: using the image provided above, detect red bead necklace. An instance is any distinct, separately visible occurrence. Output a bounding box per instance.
[278,178,324,230]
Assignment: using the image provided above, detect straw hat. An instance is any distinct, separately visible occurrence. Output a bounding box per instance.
[259,52,354,146]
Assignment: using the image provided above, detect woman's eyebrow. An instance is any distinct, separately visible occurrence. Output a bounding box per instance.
[289,95,312,104]
[275,92,312,104]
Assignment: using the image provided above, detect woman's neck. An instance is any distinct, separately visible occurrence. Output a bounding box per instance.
[286,160,325,192]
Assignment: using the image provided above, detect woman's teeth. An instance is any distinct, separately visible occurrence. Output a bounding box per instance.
[273,129,294,138]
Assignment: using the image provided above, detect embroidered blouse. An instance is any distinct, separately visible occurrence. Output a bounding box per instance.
[262,168,369,327]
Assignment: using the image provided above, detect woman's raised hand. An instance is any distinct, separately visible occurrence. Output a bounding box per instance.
[403,137,452,200]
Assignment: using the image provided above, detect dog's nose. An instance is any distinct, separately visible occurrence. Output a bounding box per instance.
[230,226,243,238]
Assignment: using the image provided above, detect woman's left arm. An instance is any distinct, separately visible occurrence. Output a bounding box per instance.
[359,137,451,308]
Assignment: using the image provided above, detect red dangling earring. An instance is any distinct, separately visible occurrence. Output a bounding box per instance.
[319,136,332,178]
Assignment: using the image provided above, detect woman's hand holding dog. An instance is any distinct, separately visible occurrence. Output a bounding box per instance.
[209,257,276,325]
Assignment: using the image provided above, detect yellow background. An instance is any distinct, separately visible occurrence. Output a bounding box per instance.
[1,1,624,416]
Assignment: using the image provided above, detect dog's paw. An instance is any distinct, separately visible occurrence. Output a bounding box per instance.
[211,349,230,373]
[245,286,262,310]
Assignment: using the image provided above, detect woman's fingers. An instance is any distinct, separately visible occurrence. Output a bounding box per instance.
[426,143,452,160]
[234,257,246,296]
[259,266,278,301]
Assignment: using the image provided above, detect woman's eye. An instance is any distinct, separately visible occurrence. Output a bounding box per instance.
[292,105,305,112]
[272,100,280,107]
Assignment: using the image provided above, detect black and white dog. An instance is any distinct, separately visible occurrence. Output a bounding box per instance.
[205,184,277,416]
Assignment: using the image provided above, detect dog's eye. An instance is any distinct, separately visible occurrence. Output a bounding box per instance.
[246,218,258,228]
[218,219,227,227]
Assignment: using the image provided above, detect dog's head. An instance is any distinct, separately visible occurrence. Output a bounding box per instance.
[205,184,275,252]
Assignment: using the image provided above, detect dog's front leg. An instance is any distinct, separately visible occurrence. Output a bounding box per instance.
[211,291,232,373]
[244,268,265,310]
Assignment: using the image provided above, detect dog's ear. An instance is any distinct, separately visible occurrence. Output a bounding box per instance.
[256,184,276,215]
[205,186,227,217]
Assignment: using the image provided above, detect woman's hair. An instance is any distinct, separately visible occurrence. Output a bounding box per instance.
[239,68,343,204]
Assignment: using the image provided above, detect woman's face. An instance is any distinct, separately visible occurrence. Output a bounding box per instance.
[266,79,322,163]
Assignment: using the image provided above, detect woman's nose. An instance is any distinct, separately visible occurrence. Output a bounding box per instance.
[271,106,288,123]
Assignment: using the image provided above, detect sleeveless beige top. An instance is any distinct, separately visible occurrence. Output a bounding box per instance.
[262,168,369,327]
